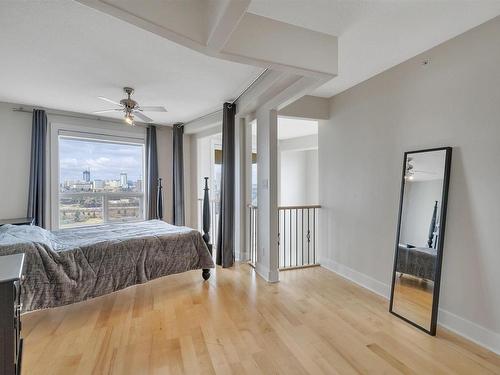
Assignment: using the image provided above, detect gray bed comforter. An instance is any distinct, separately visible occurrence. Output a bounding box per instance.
[0,220,214,312]
[396,244,436,281]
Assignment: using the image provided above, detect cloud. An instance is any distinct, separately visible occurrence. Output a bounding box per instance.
[59,138,144,182]
[60,158,78,168]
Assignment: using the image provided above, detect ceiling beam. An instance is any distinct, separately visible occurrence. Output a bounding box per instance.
[206,0,251,51]
[235,69,288,115]
[234,68,331,125]
[75,0,338,128]
[76,0,210,53]
[76,0,337,80]
[221,13,338,78]
[278,95,330,120]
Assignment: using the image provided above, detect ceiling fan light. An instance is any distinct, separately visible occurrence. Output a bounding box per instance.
[124,113,134,125]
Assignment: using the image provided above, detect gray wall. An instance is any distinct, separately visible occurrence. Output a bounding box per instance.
[319,16,500,350]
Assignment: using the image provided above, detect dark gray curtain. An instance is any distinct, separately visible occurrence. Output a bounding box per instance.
[146,125,159,220]
[216,103,236,267]
[27,109,48,227]
[172,123,185,226]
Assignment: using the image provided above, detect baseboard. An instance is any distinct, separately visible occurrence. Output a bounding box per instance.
[319,258,500,355]
[319,258,391,298]
[437,309,500,355]
[255,262,279,283]
[235,251,249,263]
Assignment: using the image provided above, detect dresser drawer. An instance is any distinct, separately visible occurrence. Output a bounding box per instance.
[0,254,25,375]
[15,338,23,375]
[13,282,21,310]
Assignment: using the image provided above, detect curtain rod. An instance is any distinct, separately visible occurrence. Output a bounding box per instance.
[231,67,269,105]
[185,67,269,126]
[12,66,269,127]
[11,107,150,127]
[12,107,121,123]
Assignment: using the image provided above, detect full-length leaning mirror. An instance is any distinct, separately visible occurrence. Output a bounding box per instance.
[390,147,452,335]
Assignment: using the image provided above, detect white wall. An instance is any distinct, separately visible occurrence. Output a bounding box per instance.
[196,135,213,200]
[0,103,32,219]
[306,149,319,204]
[280,149,318,206]
[319,16,500,353]
[0,102,174,225]
[183,133,193,228]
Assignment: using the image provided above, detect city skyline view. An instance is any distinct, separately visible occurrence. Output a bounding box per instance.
[59,137,144,183]
[58,136,145,228]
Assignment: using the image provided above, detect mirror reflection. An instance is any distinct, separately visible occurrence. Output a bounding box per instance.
[392,149,447,331]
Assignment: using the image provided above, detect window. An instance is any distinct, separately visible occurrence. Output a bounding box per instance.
[213,148,222,204]
[251,119,257,205]
[58,135,145,229]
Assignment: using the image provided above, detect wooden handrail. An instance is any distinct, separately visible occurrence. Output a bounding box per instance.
[278,205,321,210]
[247,204,321,210]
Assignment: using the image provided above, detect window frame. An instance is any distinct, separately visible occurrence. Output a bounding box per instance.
[50,122,147,230]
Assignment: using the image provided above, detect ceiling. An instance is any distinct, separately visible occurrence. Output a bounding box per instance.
[1,1,500,126]
[408,150,446,182]
[248,0,500,97]
[0,1,262,125]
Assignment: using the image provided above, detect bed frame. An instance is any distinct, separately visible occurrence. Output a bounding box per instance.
[201,177,213,280]
[157,177,213,280]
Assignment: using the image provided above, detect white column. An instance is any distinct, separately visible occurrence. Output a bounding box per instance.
[234,116,247,261]
[256,108,279,282]
[244,116,253,260]
[277,141,281,206]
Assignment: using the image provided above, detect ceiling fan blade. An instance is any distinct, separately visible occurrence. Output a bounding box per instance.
[98,96,122,106]
[139,106,167,112]
[133,111,153,123]
[92,108,122,114]
[414,170,438,174]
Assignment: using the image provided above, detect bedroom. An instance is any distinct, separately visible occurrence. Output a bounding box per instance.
[1,1,500,374]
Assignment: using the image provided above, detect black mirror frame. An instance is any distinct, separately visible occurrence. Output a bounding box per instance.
[389,146,452,336]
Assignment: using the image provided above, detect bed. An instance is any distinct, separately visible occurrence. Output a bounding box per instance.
[396,244,436,281]
[0,220,214,312]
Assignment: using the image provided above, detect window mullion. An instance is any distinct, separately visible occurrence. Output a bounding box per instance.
[103,193,109,223]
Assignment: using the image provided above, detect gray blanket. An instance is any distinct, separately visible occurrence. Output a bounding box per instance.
[396,244,436,281]
[0,220,214,312]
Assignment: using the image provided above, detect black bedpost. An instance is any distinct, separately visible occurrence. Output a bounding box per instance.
[427,200,438,248]
[156,178,163,220]
[202,177,212,280]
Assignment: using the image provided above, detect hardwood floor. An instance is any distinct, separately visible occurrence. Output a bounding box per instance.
[392,274,434,330]
[22,264,500,374]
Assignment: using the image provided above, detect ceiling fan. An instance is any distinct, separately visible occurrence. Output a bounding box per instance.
[93,87,167,125]
[405,157,438,180]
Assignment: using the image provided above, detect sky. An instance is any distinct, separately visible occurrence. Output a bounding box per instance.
[59,137,144,182]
